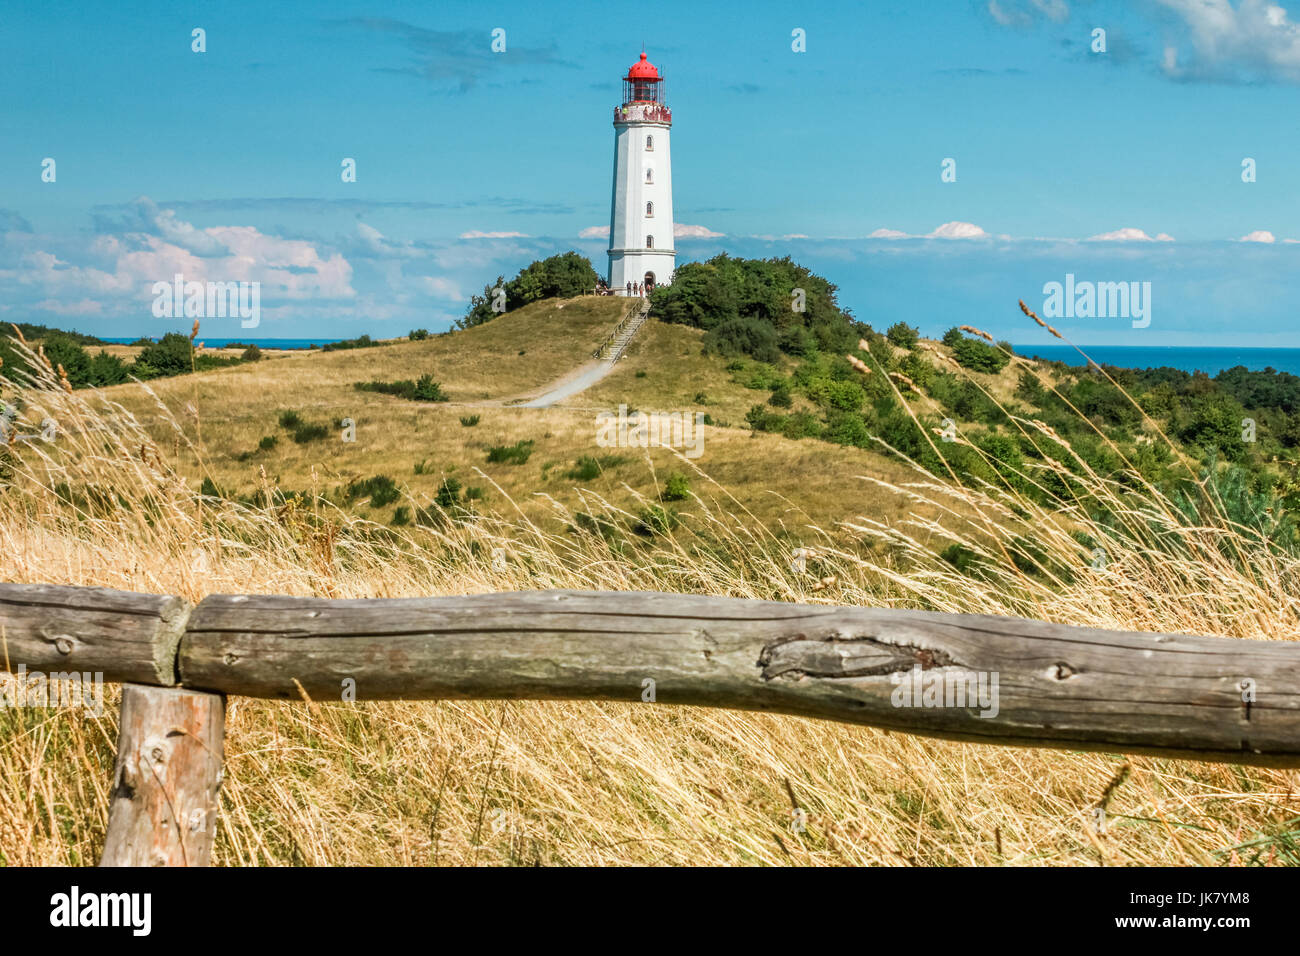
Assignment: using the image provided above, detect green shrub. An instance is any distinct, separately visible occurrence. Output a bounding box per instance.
[345,475,400,507]
[661,473,690,501]
[241,344,262,362]
[291,422,329,444]
[322,334,377,352]
[573,511,622,544]
[769,383,793,408]
[704,315,781,363]
[391,506,412,526]
[824,410,871,447]
[87,350,129,386]
[132,333,194,378]
[278,410,302,429]
[652,253,856,361]
[412,375,448,402]
[940,544,981,574]
[408,329,430,341]
[951,337,1009,374]
[486,440,535,465]
[899,351,934,390]
[566,456,603,481]
[258,435,277,451]
[353,376,448,402]
[460,414,480,427]
[886,322,920,349]
[781,410,822,440]
[634,505,677,536]
[459,251,599,328]
[745,404,784,432]
[435,478,462,509]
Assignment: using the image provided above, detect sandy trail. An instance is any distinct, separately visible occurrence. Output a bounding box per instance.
[515,359,618,408]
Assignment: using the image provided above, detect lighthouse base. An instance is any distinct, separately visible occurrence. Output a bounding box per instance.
[608,248,675,295]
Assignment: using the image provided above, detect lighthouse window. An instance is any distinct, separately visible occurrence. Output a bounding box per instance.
[645,135,654,151]
[645,201,654,217]
[646,236,654,249]
[645,169,653,184]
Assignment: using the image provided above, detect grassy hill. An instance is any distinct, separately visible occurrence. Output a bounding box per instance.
[3,295,1299,867]
[69,295,933,536]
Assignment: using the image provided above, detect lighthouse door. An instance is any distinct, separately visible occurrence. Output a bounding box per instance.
[644,272,656,292]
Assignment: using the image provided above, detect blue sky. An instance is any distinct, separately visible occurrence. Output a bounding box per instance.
[3,0,1300,345]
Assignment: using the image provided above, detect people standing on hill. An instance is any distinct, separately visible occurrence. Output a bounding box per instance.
[626,281,632,295]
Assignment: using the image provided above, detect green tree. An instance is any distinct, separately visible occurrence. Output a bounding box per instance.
[458,252,600,328]
[132,333,194,378]
[886,322,919,349]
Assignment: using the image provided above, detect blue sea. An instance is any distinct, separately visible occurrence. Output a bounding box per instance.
[102,337,342,350]
[1013,345,1300,377]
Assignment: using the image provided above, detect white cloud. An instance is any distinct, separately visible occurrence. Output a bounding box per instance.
[420,276,462,300]
[579,225,609,238]
[459,230,529,239]
[1240,229,1277,242]
[675,223,724,239]
[0,202,356,321]
[1032,0,1069,22]
[928,221,989,239]
[861,223,990,240]
[354,222,421,259]
[1157,0,1300,82]
[987,0,1069,27]
[33,297,104,316]
[1087,227,1175,242]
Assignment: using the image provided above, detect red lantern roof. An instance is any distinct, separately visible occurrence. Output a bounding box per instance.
[627,52,660,81]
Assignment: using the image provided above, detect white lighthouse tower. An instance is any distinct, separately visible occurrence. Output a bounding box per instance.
[608,51,675,295]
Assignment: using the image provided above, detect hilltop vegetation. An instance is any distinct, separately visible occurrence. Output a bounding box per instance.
[7,253,1300,557]
[459,251,599,329]
[634,254,1300,550]
[653,253,863,362]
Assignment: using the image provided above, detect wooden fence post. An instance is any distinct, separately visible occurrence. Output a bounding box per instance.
[99,684,225,867]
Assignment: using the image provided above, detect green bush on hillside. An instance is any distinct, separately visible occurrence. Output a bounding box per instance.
[951,336,1009,374]
[886,322,920,349]
[653,254,860,362]
[459,252,599,328]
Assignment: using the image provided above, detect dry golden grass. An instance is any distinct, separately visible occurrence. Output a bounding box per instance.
[72,296,927,532]
[1,328,1299,867]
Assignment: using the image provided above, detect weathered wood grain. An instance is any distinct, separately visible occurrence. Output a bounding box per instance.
[180,589,1300,767]
[100,684,225,867]
[0,582,188,686]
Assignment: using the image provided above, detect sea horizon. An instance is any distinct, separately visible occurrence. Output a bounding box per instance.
[101,336,345,350]
[1012,344,1300,378]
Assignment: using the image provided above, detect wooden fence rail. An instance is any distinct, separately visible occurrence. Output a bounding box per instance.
[1,581,1298,865]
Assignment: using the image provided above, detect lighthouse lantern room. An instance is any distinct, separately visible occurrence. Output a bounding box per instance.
[608,51,674,295]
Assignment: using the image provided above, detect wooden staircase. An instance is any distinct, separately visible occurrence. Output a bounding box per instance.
[593,300,651,362]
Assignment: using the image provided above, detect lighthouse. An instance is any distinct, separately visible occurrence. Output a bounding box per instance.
[608,51,675,295]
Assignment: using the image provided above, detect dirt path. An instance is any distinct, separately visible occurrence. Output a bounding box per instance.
[473,303,647,408]
[515,358,618,408]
